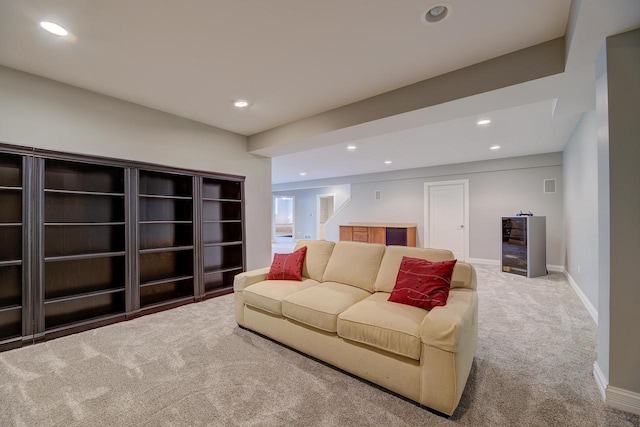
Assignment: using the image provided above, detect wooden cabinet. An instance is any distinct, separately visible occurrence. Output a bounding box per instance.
[0,143,245,352]
[339,223,416,247]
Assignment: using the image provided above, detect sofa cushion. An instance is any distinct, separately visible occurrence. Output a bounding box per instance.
[451,261,477,290]
[244,279,320,316]
[322,241,385,292]
[282,282,371,333]
[374,246,454,293]
[266,246,307,281]
[337,292,427,361]
[294,240,335,282]
[388,257,456,310]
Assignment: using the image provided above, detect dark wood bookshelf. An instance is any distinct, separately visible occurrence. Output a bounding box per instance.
[0,143,245,352]
[138,170,195,308]
[43,159,127,330]
[0,153,23,344]
[200,178,244,295]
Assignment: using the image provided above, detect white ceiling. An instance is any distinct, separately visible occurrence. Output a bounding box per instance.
[1,1,639,185]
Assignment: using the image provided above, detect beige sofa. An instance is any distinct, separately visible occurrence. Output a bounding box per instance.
[234,240,478,415]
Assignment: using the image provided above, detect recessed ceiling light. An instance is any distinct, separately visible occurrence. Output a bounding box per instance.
[490,145,501,151]
[423,3,451,23]
[384,160,392,164]
[347,145,357,151]
[233,100,249,108]
[477,119,491,126]
[299,172,306,176]
[40,21,69,37]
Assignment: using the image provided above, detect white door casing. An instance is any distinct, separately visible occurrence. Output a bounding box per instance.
[424,180,469,260]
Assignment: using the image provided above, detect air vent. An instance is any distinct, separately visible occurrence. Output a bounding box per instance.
[544,179,556,194]
[375,190,381,201]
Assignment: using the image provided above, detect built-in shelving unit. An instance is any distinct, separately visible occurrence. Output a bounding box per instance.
[43,159,127,330]
[201,178,244,297]
[138,170,195,309]
[0,153,23,345]
[0,143,245,352]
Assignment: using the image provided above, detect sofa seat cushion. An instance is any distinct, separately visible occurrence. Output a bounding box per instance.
[282,282,371,333]
[244,279,320,316]
[337,292,427,361]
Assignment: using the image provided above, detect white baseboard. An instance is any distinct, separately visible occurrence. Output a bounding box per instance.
[467,258,500,265]
[565,271,598,324]
[594,362,640,415]
[594,362,608,401]
[467,259,565,274]
[607,386,640,416]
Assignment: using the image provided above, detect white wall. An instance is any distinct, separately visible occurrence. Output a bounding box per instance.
[563,111,599,311]
[276,154,564,266]
[0,65,272,269]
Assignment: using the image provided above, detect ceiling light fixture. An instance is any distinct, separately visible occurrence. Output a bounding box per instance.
[347,145,357,151]
[423,3,451,23]
[384,160,392,164]
[477,119,491,126]
[233,99,249,108]
[299,172,306,176]
[490,145,501,151]
[40,21,69,37]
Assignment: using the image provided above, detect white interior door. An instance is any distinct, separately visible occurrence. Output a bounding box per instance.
[425,180,469,260]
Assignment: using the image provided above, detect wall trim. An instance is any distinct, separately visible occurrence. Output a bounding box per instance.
[467,258,500,266]
[565,271,598,324]
[594,362,640,416]
[467,259,565,274]
[607,386,640,416]
[594,362,608,401]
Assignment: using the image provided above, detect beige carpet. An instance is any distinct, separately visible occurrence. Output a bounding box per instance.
[1,265,638,426]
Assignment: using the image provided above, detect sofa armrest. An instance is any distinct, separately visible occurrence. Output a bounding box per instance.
[233,267,270,292]
[420,289,478,353]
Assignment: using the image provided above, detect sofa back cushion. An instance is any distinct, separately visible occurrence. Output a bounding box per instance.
[451,261,477,291]
[322,241,385,292]
[374,246,455,293]
[294,240,335,282]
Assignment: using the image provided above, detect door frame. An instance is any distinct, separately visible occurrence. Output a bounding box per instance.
[424,179,470,261]
[316,193,335,240]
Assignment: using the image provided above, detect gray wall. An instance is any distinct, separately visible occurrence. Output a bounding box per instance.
[0,65,272,269]
[563,111,599,310]
[598,29,640,396]
[277,154,564,266]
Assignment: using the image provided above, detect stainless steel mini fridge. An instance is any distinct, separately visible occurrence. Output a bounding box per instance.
[501,216,547,278]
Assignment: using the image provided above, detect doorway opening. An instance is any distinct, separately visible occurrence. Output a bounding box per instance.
[273,196,295,242]
[317,194,335,240]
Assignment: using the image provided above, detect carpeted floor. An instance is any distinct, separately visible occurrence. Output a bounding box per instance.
[0,264,638,426]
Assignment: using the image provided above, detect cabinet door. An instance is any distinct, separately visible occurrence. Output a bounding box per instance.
[339,226,353,241]
[368,227,386,244]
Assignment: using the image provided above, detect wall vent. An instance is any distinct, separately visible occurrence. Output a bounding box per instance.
[544,179,556,194]
[375,190,381,201]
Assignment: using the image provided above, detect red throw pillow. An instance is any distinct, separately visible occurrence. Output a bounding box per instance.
[388,256,457,310]
[266,246,307,281]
